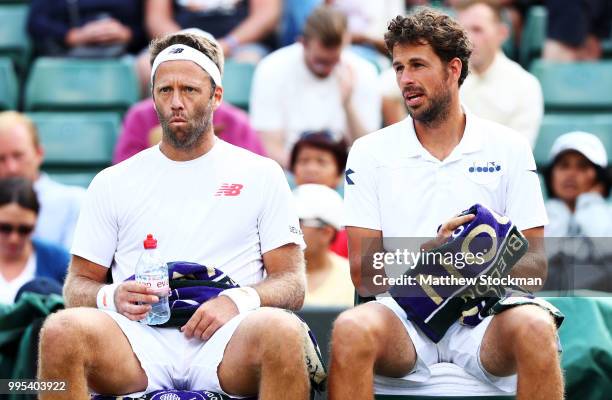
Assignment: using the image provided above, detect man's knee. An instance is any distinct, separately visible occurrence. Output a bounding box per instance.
[516,308,557,353]
[331,307,379,361]
[500,306,558,358]
[39,309,87,362]
[250,308,305,361]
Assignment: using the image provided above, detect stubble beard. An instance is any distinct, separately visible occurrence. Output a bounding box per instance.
[158,100,214,151]
[407,72,453,128]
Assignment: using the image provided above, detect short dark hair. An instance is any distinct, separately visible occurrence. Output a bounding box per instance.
[289,131,348,176]
[543,153,611,199]
[149,32,224,88]
[384,8,472,86]
[302,5,348,48]
[0,177,40,214]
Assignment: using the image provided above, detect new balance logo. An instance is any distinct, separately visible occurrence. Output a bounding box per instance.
[215,183,244,196]
[168,47,184,54]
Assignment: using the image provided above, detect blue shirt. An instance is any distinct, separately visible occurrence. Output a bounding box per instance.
[33,173,85,251]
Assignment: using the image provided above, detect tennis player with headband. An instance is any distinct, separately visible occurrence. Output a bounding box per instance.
[37,30,312,400]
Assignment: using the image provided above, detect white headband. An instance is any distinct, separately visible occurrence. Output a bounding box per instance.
[151,44,222,87]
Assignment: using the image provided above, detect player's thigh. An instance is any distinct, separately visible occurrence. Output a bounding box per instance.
[334,301,417,378]
[42,308,147,394]
[216,308,305,396]
[480,305,556,377]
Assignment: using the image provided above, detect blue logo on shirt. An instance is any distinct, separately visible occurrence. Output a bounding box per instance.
[469,162,501,173]
[345,169,355,185]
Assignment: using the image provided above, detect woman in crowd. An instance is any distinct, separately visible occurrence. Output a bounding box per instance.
[544,131,611,236]
[289,131,349,257]
[0,178,69,304]
[543,131,612,292]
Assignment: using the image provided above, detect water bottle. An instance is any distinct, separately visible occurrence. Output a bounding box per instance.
[135,234,171,325]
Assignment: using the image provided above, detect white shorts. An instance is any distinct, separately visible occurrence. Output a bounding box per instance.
[102,310,251,398]
[374,297,517,394]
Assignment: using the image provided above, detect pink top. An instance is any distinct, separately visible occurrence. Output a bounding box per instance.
[113,98,265,164]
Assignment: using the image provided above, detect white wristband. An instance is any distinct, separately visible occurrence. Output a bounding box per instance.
[96,283,120,312]
[219,287,260,313]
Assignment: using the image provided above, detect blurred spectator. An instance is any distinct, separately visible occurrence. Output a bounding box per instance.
[145,0,280,61]
[325,0,405,56]
[250,5,381,167]
[0,178,69,305]
[27,0,147,57]
[0,112,85,250]
[379,66,407,126]
[279,0,323,47]
[294,184,354,307]
[289,131,348,189]
[543,0,612,61]
[544,131,612,236]
[457,0,543,147]
[543,132,612,292]
[289,131,348,257]
[113,98,265,163]
[447,0,529,47]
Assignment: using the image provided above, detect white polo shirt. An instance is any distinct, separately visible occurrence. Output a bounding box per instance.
[344,112,548,237]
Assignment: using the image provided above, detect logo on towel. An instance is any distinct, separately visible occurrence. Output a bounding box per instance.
[468,161,501,173]
[168,47,184,54]
[215,183,244,196]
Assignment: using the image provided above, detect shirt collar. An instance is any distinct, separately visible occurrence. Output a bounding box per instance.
[399,106,484,160]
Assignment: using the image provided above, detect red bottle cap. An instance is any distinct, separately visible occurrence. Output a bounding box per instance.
[143,234,157,249]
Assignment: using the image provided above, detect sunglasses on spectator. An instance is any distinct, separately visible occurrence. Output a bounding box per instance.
[0,223,35,236]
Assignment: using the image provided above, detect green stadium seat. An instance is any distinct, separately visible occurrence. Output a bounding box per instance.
[222,60,256,111]
[24,57,139,113]
[533,113,612,166]
[530,60,612,113]
[28,112,121,168]
[519,5,546,68]
[0,57,18,110]
[0,4,31,74]
[603,38,612,59]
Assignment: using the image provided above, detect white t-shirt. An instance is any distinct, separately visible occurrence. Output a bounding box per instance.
[249,43,382,150]
[0,253,36,304]
[71,139,305,286]
[460,52,543,148]
[344,111,548,237]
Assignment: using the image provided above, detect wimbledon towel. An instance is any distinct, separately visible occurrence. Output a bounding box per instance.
[389,204,531,342]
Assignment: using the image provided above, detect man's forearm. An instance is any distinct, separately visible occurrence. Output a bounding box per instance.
[227,0,280,44]
[510,250,547,292]
[344,101,368,142]
[63,274,105,308]
[252,270,306,311]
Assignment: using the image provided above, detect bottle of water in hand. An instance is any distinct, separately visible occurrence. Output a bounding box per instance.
[135,234,170,325]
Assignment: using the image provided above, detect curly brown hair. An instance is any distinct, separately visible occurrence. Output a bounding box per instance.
[384,8,472,86]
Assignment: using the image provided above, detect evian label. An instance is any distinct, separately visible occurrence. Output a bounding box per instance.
[138,277,169,294]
